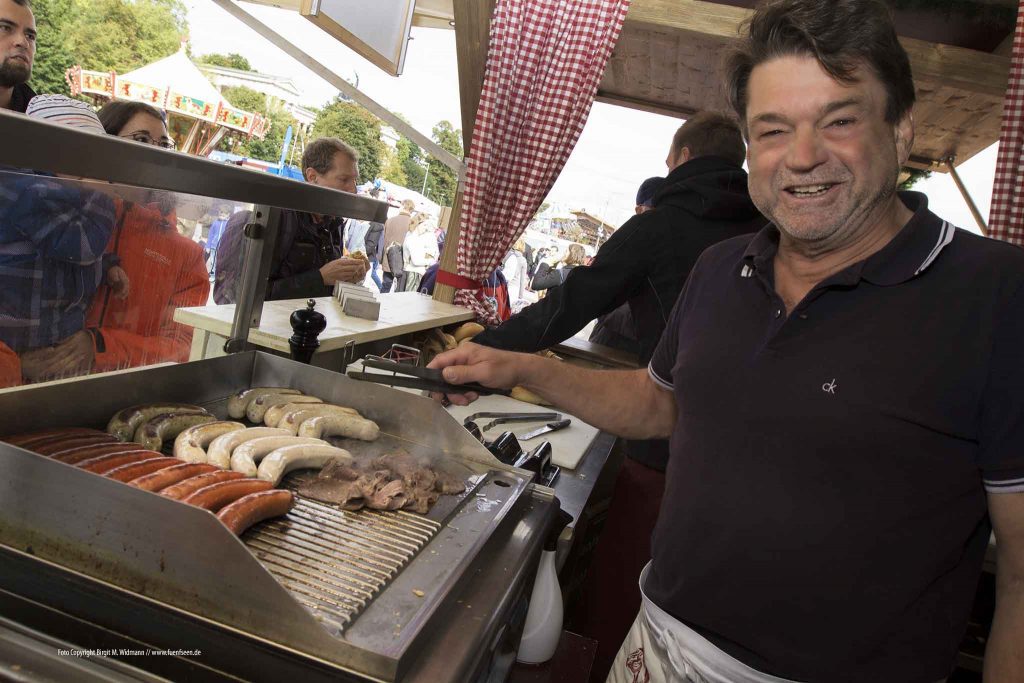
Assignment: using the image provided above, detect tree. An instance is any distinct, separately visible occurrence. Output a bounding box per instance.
[424,121,463,207]
[218,85,297,164]
[197,52,252,71]
[28,0,187,96]
[311,98,384,183]
[26,0,75,96]
[380,145,407,187]
[395,136,425,191]
[64,0,187,74]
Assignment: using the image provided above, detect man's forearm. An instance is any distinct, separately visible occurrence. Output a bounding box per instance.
[984,580,1024,681]
[517,355,675,440]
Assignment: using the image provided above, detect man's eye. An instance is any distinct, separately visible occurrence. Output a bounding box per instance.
[759,129,784,139]
[829,118,854,128]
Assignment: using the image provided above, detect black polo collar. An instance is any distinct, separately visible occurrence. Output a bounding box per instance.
[740,192,955,286]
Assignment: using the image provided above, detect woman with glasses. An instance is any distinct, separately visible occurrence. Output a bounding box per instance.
[72,101,210,373]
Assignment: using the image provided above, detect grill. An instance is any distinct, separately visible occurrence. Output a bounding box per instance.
[247,479,443,630]
[0,352,557,682]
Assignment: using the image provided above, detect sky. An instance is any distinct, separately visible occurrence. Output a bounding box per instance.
[184,0,996,234]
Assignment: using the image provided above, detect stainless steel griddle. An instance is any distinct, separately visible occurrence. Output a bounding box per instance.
[0,352,558,682]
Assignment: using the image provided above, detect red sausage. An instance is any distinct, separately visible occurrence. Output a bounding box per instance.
[129,462,219,491]
[160,471,246,501]
[32,435,119,456]
[77,451,163,473]
[50,442,147,463]
[217,489,294,535]
[3,427,108,448]
[182,479,274,512]
[104,457,182,482]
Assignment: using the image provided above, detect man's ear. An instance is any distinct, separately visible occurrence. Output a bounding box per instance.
[894,112,914,166]
[304,167,317,184]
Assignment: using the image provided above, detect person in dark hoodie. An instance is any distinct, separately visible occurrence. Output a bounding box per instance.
[471,111,764,681]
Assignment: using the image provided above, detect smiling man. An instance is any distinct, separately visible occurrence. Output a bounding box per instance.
[427,1,1024,682]
[0,0,35,113]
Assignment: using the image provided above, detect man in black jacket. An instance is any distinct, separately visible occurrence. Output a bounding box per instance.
[0,0,36,113]
[213,137,368,303]
[472,111,764,681]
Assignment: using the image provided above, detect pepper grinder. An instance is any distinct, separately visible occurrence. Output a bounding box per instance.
[289,298,326,364]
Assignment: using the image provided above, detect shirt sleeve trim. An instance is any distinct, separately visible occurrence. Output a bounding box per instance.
[984,476,1024,494]
[648,362,674,392]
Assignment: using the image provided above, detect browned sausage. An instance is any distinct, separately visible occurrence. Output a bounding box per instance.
[217,489,294,535]
[160,470,246,501]
[3,427,108,448]
[50,442,147,463]
[31,435,119,456]
[104,457,182,482]
[129,462,219,491]
[77,451,163,473]
[182,479,274,512]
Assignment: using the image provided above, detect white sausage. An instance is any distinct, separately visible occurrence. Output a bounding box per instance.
[226,387,302,419]
[263,397,331,427]
[297,414,380,442]
[256,444,353,486]
[246,394,322,424]
[173,421,246,463]
[230,436,327,477]
[279,404,361,435]
[206,427,291,469]
[135,412,216,451]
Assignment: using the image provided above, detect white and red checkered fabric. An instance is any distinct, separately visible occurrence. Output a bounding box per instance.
[990,1,1024,246]
[453,0,631,323]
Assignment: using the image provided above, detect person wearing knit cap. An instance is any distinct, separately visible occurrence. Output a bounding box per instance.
[24,94,106,134]
[0,94,124,383]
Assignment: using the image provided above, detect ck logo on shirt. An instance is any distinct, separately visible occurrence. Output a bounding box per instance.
[822,378,838,395]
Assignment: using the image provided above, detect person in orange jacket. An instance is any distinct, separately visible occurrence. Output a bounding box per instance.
[84,197,209,372]
[0,341,20,388]
[16,101,210,380]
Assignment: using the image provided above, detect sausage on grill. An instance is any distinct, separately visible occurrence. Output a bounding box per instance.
[182,479,274,512]
[51,442,147,464]
[160,470,246,501]
[217,490,294,535]
[77,451,163,474]
[129,462,219,491]
[104,457,182,482]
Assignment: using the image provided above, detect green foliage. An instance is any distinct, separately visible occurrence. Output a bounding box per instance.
[218,85,297,164]
[311,97,384,183]
[534,201,551,219]
[196,52,252,71]
[395,135,426,191]
[899,167,931,190]
[27,0,186,95]
[65,0,187,73]
[424,120,463,207]
[380,145,407,187]
[26,0,75,96]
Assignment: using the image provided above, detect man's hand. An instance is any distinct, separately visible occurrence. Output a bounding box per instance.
[427,342,534,406]
[106,265,130,300]
[320,257,367,285]
[19,331,95,382]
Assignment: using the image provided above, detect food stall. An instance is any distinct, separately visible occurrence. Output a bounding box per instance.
[0,111,608,681]
[2,0,1016,679]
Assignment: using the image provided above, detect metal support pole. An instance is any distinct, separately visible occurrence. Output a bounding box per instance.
[225,205,281,353]
[945,158,989,236]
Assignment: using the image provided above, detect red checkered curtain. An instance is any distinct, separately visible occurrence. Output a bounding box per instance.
[447,0,631,323]
[990,1,1024,245]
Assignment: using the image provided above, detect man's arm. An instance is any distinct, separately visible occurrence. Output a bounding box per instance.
[428,342,676,440]
[984,492,1024,682]
[473,217,651,353]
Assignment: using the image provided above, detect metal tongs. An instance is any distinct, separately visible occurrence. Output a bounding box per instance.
[347,355,512,396]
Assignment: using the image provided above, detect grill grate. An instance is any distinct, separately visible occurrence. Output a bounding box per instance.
[244,473,442,630]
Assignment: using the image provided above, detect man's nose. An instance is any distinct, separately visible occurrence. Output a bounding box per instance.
[786,127,828,172]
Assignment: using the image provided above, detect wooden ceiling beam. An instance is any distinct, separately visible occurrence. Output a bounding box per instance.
[624,0,1009,99]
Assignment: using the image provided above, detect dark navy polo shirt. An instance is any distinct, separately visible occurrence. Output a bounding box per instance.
[646,192,1024,683]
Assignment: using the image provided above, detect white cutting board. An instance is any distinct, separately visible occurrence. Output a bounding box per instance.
[444,393,598,470]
